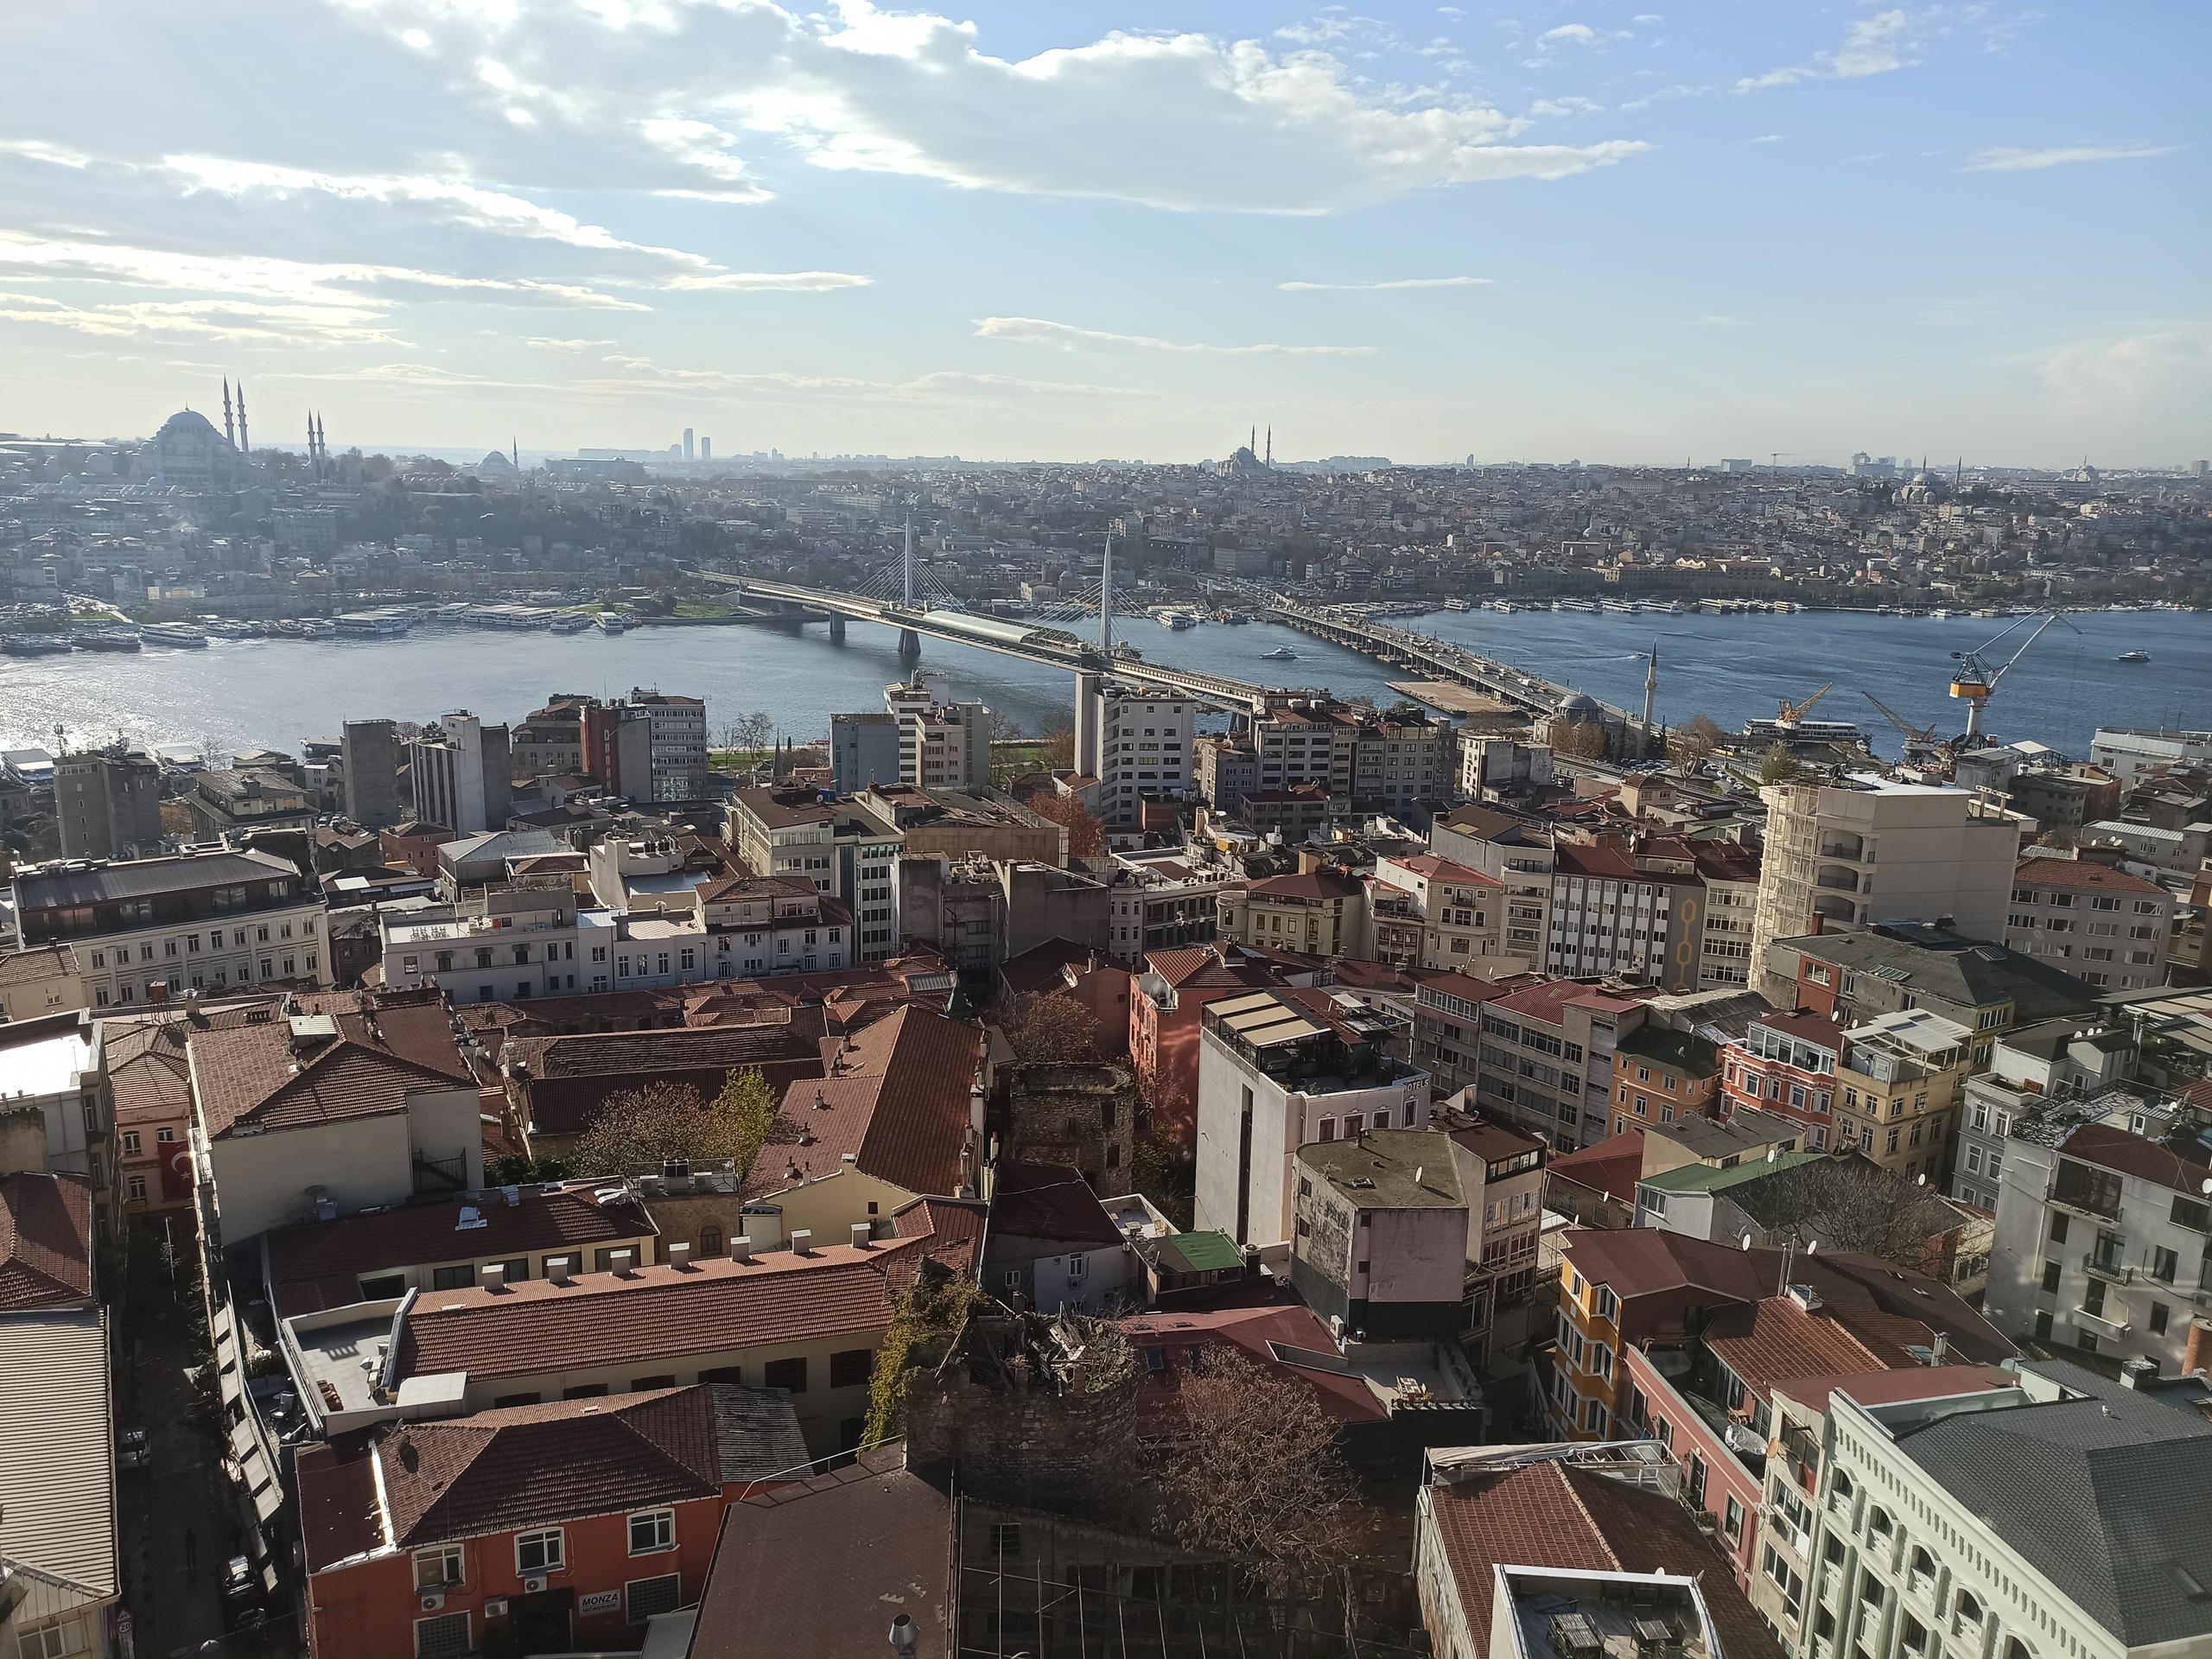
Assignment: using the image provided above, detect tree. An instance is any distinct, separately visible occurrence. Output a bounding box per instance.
[1759,741,1805,784]
[1774,1158,1950,1272]
[1153,1344,1360,1597]
[1039,723,1077,771]
[573,1075,776,1178]
[1669,714,1726,766]
[988,708,1023,747]
[1552,721,1609,760]
[1023,786,1107,858]
[732,709,775,755]
[1001,992,1105,1064]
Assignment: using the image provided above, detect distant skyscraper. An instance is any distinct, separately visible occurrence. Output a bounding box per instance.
[701,436,712,461]
[341,718,402,829]
[683,427,695,461]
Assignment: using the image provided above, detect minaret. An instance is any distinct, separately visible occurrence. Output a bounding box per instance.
[307,414,318,475]
[1249,423,1255,455]
[222,378,235,448]
[1643,641,1658,726]
[511,436,518,471]
[235,384,249,456]
[1265,425,1273,467]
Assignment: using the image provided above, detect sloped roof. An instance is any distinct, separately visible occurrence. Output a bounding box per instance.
[1548,1132,1643,1203]
[189,989,474,1139]
[0,1172,93,1310]
[759,1007,982,1198]
[985,1163,1122,1247]
[2056,1121,2212,1198]
[1890,1360,2212,1647]
[1427,1460,1780,1659]
[1784,926,2100,1021]
[516,1016,830,1139]
[0,1310,117,1611]
[393,1240,925,1384]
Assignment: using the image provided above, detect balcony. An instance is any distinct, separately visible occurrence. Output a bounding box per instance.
[1815,867,1864,893]
[1818,835,1866,861]
[2074,1304,2132,1340]
[2082,1251,2135,1286]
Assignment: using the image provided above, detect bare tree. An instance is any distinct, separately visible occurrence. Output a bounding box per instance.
[1023,787,1107,858]
[1759,741,1805,784]
[1039,723,1077,772]
[1668,714,1726,766]
[1000,991,1106,1064]
[733,709,776,755]
[573,1071,778,1178]
[1770,1158,1947,1271]
[1152,1344,1360,1598]
[1552,721,1609,760]
[988,708,1023,746]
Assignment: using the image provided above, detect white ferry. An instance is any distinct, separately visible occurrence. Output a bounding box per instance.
[1444,597,1471,612]
[300,619,337,639]
[1262,645,1298,661]
[550,613,592,633]
[334,610,410,638]
[140,623,209,647]
[596,611,632,634]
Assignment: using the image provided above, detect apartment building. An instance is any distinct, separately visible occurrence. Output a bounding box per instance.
[1981,1089,2212,1371]
[340,718,402,827]
[1410,971,1539,1100]
[2005,855,2171,991]
[1604,1026,1721,1135]
[382,879,599,1003]
[724,787,902,962]
[182,766,314,841]
[884,668,989,792]
[1291,1128,1471,1339]
[1721,1008,1845,1146]
[2088,724,2212,790]
[0,944,86,1022]
[1801,1360,2212,1659]
[1435,1104,1549,1365]
[1751,781,2020,1004]
[1828,1007,1975,1184]
[1368,854,1510,973]
[1128,943,1319,1144]
[1548,837,1697,985]
[1949,1016,2136,1213]
[54,745,162,861]
[1430,804,1555,965]
[0,1013,112,1229]
[628,688,710,801]
[11,849,331,1009]
[410,710,512,836]
[1077,677,1197,825]
[828,711,902,792]
[1472,976,1660,1150]
[1350,706,1453,809]
[1196,697,1351,812]
[1104,852,1224,966]
[1216,867,1365,957]
[1194,988,1431,1250]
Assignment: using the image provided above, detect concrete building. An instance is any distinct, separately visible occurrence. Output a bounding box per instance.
[725,787,902,962]
[340,718,401,829]
[183,766,314,840]
[1472,977,1661,1151]
[883,669,989,792]
[1216,867,1365,957]
[380,878,597,1003]
[2088,725,2212,790]
[1949,1016,2136,1214]
[1431,804,1556,966]
[1981,1088,2212,1370]
[1829,1007,1976,1183]
[10,849,330,1008]
[410,710,512,836]
[1370,854,1512,973]
[0,1309,120,1659]
[0,944,86,1023]
[829,711,901,792]
[629,688,710,801]
[1292,1128,1469,1339]
[1104,851,1224,966]
[1076,678,1197,825]
[1751,781,2020,1004]
[1194,988,1431,1251]
[1800,1359,2212,1659]
[0,1013,111,1229]
[54,746,162,861]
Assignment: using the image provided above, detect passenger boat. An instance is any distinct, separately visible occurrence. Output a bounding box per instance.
[139,623,210,647]
[2116,650,2151,664]
[74,629,142,652]
[1262,645,1299,661]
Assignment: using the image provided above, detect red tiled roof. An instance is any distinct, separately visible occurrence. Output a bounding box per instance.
[892,1196,987,1273]
[2059,1121,2212,1197]
[1428,1462,1781,1659]
[1247,869,1363,902]
[517,1018,829,1139]
[1772,1363,2011,1418]
[760,1007,981,1198]
[1118,1301,1388,1425]
[1702,1294,1885,1399]
[393,1241,925,1384]
[189,990,474,1140]
[2012,858,2165,895]
[0,1173,92,1309]
[296,1441,382,1576]
[1547,1133,1643,1204]
[264,1186,660,1317]
[378,1386,723,1545]
[1491,977,1657,1022]
[1385,855,1501,887]
[0,944,78,988]
[985,1163,1122,1248]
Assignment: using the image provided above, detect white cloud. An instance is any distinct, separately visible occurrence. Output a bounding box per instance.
[520,336,616,351]
[1529,96,1605,118]
[974,316,1378,356]
[1278,276,1491,291]
[1540,23,1599,44]
[1736,8,1921,93]
[1747,133,1784,144]
[2042,330,2210,408]
[665,270,874,291]
[1965,144,2179,172]
[310,1,1649,213]
[0,138,92,168]
[1632,13,1662,22]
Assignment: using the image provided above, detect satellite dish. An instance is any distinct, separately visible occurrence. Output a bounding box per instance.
[1740,1233,1754,1251]
[2201,1177,2211,1197]
[1804,1240,1818,1255]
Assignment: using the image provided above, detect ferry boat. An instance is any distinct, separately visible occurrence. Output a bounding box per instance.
[1444,597,1471,612]
[2116,650,2151,664]
[1,635,72,656]
[1930,608,1953,620]
[595,611,632,634]
[334,610,410,638]
[299,619,337,639]
[550,613,593,633]
[140,623,210,647]
[1262,645,1299,661]
[74,629,141,652]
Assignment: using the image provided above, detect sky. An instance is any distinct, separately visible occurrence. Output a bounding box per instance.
[1,1,2205,466]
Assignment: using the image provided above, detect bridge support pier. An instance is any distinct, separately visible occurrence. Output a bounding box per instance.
[828,616,845,644]
[897,627,921,658]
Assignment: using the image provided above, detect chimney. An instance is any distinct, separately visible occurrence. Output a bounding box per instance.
[850,1223,873,1249]
[2186,1317,2212,1380]
[729,1235,753,1263]
[478,1263,507,1293]
[791,1229,814,1255]
[1929,1330,1948,1366]
[2120,1357,2158,1391]
[610,1248,636,1277]
[668,1242,693,1271]
[546,1256,572,1285]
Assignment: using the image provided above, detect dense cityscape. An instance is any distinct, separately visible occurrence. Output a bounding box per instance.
[1,392,2209,1659]
[5,0,2210,1650]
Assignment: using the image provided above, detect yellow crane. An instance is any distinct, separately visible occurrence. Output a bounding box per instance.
[1775,682,1833,730]
[1948,610,2075,741]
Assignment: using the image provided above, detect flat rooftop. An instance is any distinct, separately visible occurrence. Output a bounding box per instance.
[285,1306,402,1418]
[1504,1571,1713,1659]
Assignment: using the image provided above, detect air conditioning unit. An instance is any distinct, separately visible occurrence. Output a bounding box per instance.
[420,1593,445,1612]
[484,1599,509,1619]
[524,1577,548,1594]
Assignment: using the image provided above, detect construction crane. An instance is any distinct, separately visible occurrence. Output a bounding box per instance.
[1862,691,1942,755]
[1775,682,1832,730]
[1948,610,2075,741]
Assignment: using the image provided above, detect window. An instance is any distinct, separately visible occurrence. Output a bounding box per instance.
[126,1175,147,1202]
[764,1357,808,1394]
[1593,1286,1618,1323]
[415,1546,463,1591]
[989,1522,1025,1560]
[1762,1546,1805,1617]
[359,1272,406,1300]
[2041,1261,2062,1294]
[830,1348,874,1388]
[2153,1246,2180,1283]
[2173,1193,2212,1233]
[416,1612,472,1659]
[626,1573,683,1624]
[2049,1212,2069,1244]
[517,1529,565,1573]
[122,1130,142,1154]
[1723,1494,1745,1542]
[430,1265,474,1291]
[2150,1302,2171,1335]
[629,1510,675,1554]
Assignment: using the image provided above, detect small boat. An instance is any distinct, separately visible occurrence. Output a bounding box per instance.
[74,629,142,652]
[1261,645,1298,661]
[299,619,337,639]
[550,613,592,633]
[2116,650,2151,664]
[140,623,210,647]
[1,635,73,656]
[596,612,631,634]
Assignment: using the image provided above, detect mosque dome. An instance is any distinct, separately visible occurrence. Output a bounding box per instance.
[157,410,223,442]
[1559,691,1602,716]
